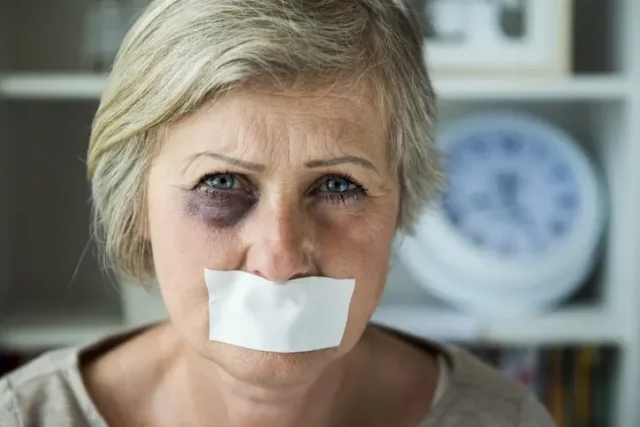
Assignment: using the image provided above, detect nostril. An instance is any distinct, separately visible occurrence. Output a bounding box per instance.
[250,271,312,283]
[249,269,313,283]
[289,272,311,281]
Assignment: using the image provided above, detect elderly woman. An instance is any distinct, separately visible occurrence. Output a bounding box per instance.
[1,0,554,426]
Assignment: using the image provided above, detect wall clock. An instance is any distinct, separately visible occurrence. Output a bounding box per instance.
[396,112,607,316]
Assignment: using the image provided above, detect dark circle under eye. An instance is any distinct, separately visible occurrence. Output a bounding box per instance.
[205,174,236,190]
[325,176,354,193]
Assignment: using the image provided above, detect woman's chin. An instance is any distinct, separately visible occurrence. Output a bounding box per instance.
[207,341,339,386]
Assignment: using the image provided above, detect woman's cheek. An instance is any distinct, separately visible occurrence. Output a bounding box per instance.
[312,196,370,227]
[164,192,255,273]
[314,197,398,243]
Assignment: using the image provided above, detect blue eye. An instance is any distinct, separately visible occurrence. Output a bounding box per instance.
[204,173,237,190]
[323,175,356,193]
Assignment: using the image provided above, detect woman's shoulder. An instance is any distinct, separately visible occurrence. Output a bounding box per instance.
[0,326,150,427]
[424,342,556,427]
[0,345,96,427]
[375,324,555,426]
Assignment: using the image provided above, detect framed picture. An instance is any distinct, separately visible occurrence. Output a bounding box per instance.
[421,0,572,76]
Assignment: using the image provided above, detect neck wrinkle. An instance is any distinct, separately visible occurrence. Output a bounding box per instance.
[177,342,369,427]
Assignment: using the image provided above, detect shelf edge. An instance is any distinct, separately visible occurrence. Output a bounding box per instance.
[0,74,630,101]
[371,305,625,345]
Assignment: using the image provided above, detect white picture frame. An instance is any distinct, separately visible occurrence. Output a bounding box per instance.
[421,0,572,76]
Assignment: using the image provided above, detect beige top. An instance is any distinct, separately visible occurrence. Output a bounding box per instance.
[0,325,555,427]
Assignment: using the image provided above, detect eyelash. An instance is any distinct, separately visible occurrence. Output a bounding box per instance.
[195,171,243,200]
[314,173,368,205]
[196,172,368,205]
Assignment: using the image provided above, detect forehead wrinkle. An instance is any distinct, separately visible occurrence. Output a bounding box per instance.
[309,115,386,166]
[231,106,263,158]
[286,109,383,171]
[236,104,289,168]
[209,89,386,171]
[285,113,350,166]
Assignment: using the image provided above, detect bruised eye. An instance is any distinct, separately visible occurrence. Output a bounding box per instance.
[190,173,257,228]
[323,175,357,193]
[204,173,238,190]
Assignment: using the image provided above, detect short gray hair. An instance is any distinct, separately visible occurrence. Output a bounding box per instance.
[88,0,443,284]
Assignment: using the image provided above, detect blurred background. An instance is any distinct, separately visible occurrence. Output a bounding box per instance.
[0,0,638,426]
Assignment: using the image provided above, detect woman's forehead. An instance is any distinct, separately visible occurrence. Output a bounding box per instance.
[165,88,388,164]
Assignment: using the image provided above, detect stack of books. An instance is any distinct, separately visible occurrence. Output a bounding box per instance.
[467,345,614,427]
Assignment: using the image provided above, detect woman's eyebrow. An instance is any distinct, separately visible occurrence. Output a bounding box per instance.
[182,151,267,173]
[183,152,378,173]
[304,156,377,171]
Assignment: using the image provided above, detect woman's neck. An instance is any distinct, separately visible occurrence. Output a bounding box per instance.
[181,358,347,426]
[168,327,373,427]
[85,322,437,427]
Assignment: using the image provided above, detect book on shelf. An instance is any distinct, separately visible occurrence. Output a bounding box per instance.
[466,345,614,427]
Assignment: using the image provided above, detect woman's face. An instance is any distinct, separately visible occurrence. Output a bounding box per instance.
[146,84,400,383]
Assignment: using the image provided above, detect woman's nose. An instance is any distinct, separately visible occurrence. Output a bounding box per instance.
[242,203,314,283]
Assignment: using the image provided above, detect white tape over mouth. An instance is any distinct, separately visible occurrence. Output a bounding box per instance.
[205,269,356,353]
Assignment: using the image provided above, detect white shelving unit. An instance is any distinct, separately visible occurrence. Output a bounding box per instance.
[1,1,638,426]
[0,74,108,100]
[0,73,631,101]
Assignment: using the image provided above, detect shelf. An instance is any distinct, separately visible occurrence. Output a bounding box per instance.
[432,75,630,101]
[0,295,124,351]
[0,313,124,351]
[0,74,107,100]
[0,73,630,101]
[2,304,620,351]
[371,304,625,345]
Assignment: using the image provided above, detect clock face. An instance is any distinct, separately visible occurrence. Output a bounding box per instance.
[442,129,582,257]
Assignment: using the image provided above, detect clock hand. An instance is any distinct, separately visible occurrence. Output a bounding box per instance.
[496,171,520,207]
[509,203,545,250]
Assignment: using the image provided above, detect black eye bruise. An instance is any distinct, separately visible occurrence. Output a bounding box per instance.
[185,171,368,230]
[186,189,258,228]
